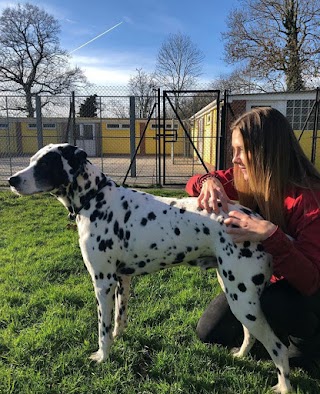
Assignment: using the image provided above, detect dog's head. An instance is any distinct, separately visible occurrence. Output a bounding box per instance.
[8,144,87,195]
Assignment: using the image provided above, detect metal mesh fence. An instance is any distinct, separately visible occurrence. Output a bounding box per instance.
[224,90,320,170]
[0,87,319,188]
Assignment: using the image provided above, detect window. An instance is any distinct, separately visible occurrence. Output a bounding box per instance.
[0,123,8,129]
[151,123,178,129]
[43,123,56,129]
[286,100,315,130]
[107,123,120,128]
[27,123,56,129]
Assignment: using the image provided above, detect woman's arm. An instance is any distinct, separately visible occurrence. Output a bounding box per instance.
[185,168,238,213]
[224,196,320,296]
[263,219,320,296]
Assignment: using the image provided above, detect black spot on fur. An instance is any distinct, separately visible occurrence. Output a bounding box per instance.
[238,283,247,292]
[252,273,265,286]
[148,212,156,220]
[228,271,235,281]
[119,267,135,275]
[107,211,113,223]
[257,243,264,252]
[98,239,114,251]
[124,210,131,223]
[173,252,185,264]
[141,218,147,226]
[174,227,180,236]
[239,248,253,258]
[90,210,101,222]
[203,226,210,235]
[96,192,104,202]
[114,221,119,235]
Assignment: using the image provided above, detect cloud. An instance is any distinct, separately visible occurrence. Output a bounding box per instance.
[82,66,131,85]
[70,51,155,85]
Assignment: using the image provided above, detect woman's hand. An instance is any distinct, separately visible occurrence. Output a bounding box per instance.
[224,210,277,243]
[197,177,230,213]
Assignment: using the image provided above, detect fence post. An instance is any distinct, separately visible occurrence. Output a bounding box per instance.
[311,87,319,165]
[71,91,77,146]
[129,96,136,177]
[35,95,43,149]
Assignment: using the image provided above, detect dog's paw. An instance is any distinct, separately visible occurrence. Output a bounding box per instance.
[231,347,243,358]
[112,329,121,340]
[89,350,107,363]
[272,383,292,394]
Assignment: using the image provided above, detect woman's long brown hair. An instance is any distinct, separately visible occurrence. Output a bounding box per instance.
[231,107,320,231]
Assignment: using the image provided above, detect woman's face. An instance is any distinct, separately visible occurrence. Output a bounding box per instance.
[232,128,249,181]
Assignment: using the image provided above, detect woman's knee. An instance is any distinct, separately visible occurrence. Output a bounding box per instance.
[196,293,242,346]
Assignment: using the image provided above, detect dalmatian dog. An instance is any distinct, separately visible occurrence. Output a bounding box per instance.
[9,144,291,394]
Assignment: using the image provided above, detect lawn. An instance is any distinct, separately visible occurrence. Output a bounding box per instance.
[0,190,319,394]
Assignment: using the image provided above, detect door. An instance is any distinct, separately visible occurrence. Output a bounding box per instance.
[76,123,96,156]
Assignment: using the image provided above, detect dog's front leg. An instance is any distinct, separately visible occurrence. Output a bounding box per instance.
[90,275,117,363]
[113,275,131,339]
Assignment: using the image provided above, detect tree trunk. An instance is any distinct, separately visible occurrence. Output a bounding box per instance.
[25,89,35,118]
[284,0,304,91]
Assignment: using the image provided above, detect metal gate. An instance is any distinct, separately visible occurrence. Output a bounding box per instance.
[161,89,221,186]
[124,89,222,187]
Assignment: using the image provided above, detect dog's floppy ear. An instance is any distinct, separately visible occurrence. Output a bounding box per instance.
[59,145,88,172]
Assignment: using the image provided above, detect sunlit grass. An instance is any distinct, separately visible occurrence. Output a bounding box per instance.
[0,191,319,393]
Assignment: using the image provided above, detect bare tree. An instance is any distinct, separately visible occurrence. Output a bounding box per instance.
[0,3,87,117]
[128,68,157,118]
[223,0,320,91]
[155,32,204,91]
[211,66,287,94]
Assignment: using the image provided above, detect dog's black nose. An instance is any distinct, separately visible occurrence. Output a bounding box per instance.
[9,176,21,188]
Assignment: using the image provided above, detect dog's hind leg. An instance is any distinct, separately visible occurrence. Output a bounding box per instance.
[89,274,118,363]
[240,318,292,394]
[233,325,256,357]
[113,275,131,339]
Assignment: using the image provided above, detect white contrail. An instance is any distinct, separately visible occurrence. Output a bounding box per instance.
[70,21,123,53]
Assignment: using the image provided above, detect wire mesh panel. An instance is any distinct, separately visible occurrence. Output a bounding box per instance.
[162,90,220,185]
[226,90,320,170]
[0,89,319,187]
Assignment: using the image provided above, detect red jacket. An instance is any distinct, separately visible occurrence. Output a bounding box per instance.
[186,168,320,296]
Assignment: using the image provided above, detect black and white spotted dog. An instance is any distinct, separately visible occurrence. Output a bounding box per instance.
[9,144,291,393]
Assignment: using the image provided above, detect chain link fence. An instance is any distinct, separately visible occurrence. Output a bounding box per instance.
[223,89,320,170]
[0,86,319,188]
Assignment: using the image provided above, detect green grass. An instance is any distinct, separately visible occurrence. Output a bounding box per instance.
[0,190,319,394]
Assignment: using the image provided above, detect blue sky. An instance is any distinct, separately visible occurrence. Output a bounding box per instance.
[1,0,239,86]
